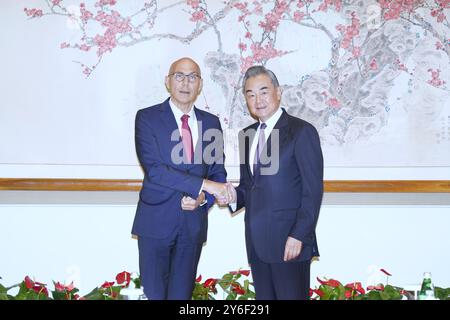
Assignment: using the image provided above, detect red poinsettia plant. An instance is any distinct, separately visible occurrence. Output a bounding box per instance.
[2,268,448,300]
[51,281,80,300]
[309,268,407,300]
[0,271,139,300]
[83,271,140,300]
[192,269,255,300]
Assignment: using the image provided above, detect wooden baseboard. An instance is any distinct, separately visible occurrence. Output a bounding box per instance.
[1,178,449,193]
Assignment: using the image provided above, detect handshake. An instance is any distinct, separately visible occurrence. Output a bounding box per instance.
[203,180,236,206]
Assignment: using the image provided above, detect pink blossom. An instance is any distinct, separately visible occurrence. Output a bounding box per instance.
[234,2,248,12]
[80,3,93,22]
[240,43,286,72]
[437,12,445,23]
[95,0,116,7]
[258,1,290,32]
[187,0,200,9]
[24,8,43,18]
[327,97,341,108]
[238,42,247,51]
[436,0,450,8]
[83,67,92,76]
[79,44,91,51]
[369,58,378,71]
[190,10,205,22]
[317,0,342,12]
[94,29,117,57]
[427,68,445,87]
[395,59,408,72]
[51,0,62,6]
[253,2,263,16]
[352,46,361,58]
[338,15,360,50]
[293,11,305,22]
[60,42,70,49]
[382,0,423,20]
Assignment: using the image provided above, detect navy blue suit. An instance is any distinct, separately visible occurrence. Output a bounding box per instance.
[233,109,323,299]
[132,98,226,299]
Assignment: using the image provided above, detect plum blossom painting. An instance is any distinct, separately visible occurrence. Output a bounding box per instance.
[0,0,449,179]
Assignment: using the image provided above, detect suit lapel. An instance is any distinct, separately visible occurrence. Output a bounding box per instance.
[265,109,289,157]
[159,98,187,167]
[190,107,205,169]
[243,123,258,181]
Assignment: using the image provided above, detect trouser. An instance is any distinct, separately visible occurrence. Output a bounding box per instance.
[249,241,311,300]
[138,222,203,300]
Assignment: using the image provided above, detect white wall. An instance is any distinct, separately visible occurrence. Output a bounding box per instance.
[1,192,449,297]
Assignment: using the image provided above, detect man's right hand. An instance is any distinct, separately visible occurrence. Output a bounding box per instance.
[202,180,234,205]
[225,182,237,205]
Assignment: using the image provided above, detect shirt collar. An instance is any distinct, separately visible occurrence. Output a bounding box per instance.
[169,98,196,122]
[259,107,283,131]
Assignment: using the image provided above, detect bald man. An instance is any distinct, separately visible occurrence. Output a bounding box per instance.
[132,58,228,299]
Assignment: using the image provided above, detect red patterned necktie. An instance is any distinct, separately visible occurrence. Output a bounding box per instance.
[181,114,194,163]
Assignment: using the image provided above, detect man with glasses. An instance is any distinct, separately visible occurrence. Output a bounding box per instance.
[132,57,230,299]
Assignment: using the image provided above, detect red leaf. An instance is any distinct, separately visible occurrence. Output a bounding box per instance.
[101,281,115,288]
[380,268,392,276]
[66,282,75,292]
[317,277,341,287]
[32,285,49,297]
[231,283,246,295]
[346,282,365,295]
[54,281,65,292]
[24,276,34,289]
[196,275,202,283]
[367,284,384,291]
[311,288,324,297]
[239,270,251,276]
[203,278,217,288]
[116,271,131,286]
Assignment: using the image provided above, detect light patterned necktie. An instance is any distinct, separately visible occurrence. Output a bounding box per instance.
[253,122,267,176]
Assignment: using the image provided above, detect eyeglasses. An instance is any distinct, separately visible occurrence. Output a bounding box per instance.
[168,72,201,83]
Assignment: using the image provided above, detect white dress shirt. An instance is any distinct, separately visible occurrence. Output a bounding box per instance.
[230,107,283,210]
[169,98,199,148]
[249,107,283,175]
[168,99,204,200]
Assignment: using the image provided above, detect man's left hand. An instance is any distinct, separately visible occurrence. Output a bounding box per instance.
[283,236,303,262]
[181,192,205,211]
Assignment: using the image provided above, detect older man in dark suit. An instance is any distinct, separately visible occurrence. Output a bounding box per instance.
[133,57,228,300]
[226,65,324,300]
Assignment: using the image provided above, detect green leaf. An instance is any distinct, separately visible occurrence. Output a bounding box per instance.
[366,290,381,300]
[336,285,347,300]
[221,274,233,282]
[217,279,230,290]
[226,291,237,300]
[435,287,450,300]
[384,285,402,300]
[0,292,9,300]
[83,287,105,300]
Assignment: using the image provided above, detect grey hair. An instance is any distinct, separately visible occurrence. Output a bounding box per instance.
[242,65,280,94]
